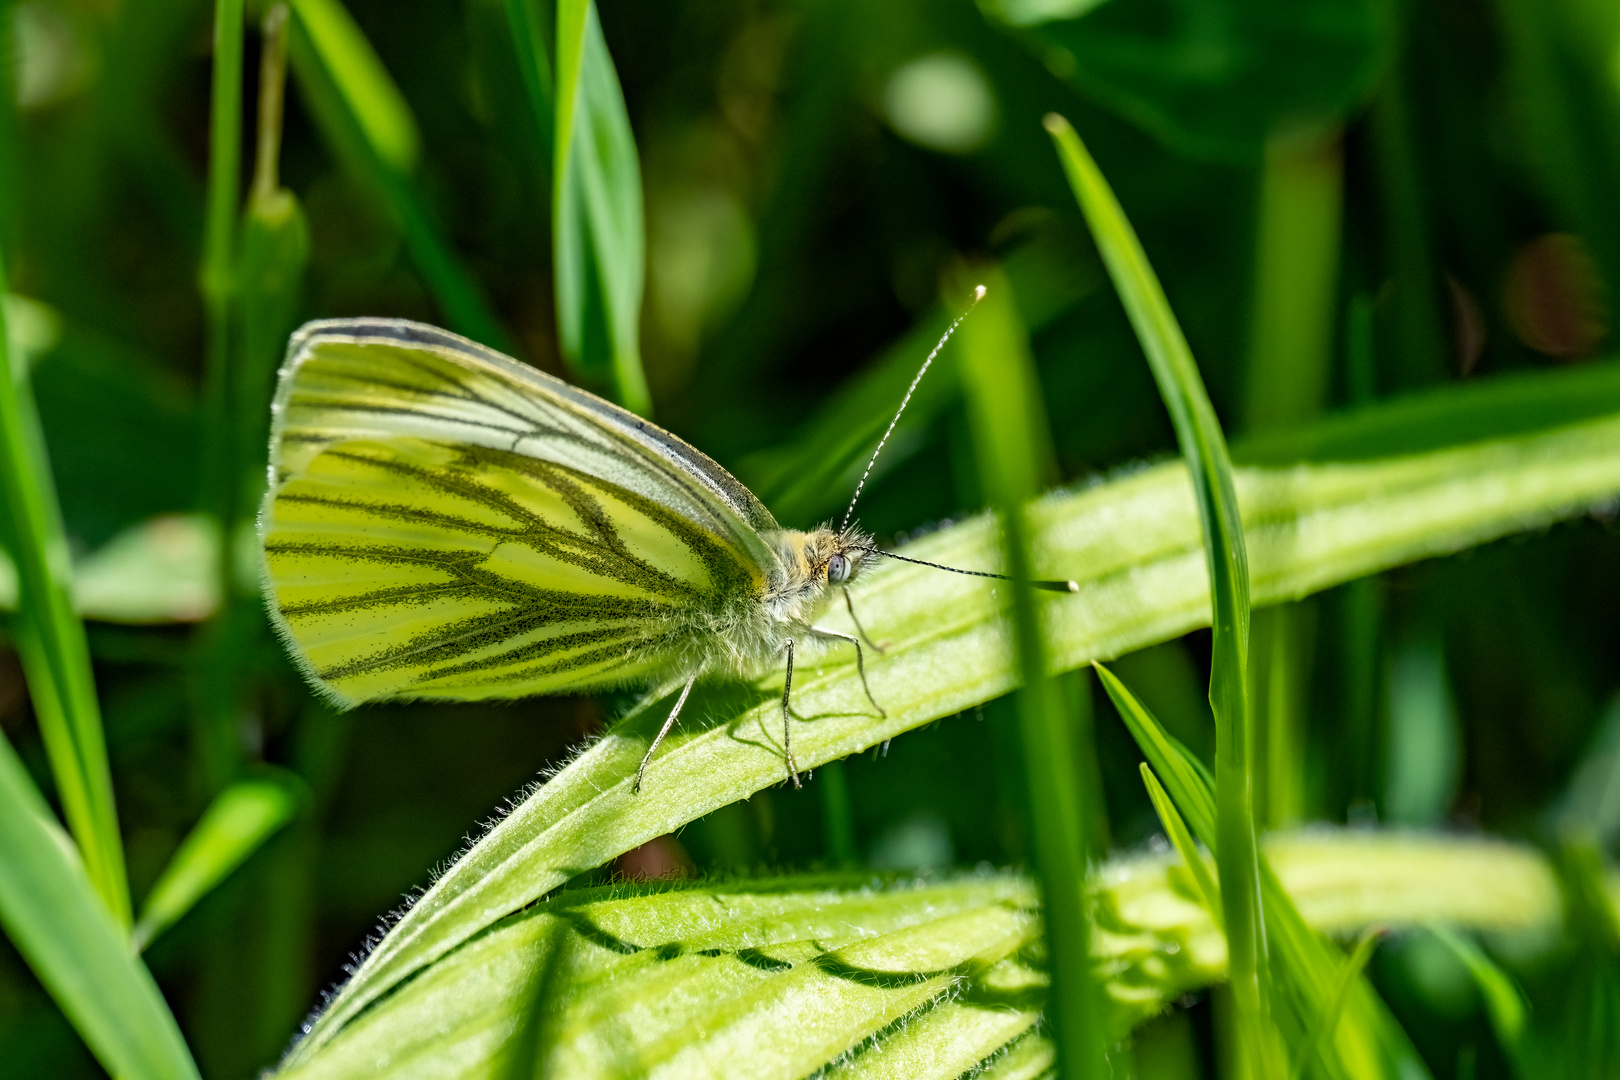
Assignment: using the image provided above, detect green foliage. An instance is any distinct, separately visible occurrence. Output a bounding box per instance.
[8,0,1620,1075]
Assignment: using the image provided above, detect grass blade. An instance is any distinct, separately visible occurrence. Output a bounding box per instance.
[1141,762,1222,926]
[957,268,1105,1074]
[281,391,1620,1061]
[132,775,304,952]
[553,0,651,414]
[287,0,508,351]
[1429,926,1531,1076]
[1290,926,1382,1080]
[0,731,200,1080]
[1045,110,1273,1069]
[504,0,553,167]
[0,244,128,925]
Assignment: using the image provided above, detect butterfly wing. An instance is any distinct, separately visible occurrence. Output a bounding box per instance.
[260,319,781,707]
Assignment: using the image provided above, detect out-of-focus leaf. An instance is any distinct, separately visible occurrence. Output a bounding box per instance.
[4,294,60,370]
[286,399,1620,1061]
[287,0,417,172]
[1429,926,1531,1076]
[287,0,509,350]
[132,775,304,952]
[275,833,1567,1078]
[0,515,220,623]
[0,732,200,1080]
[958,269,1105,1073]
[989,0,1388,161]
[552,0,650,414]
[740,236,1097,526]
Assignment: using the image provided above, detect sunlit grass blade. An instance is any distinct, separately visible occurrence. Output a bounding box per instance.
[1290,926,1382,1080]
[552,0,651,414]
[275,833,1565,1078]
[0,731,200,1080]
[957,267,1105,1075]
[1099,658,1426,1076]
[132,774,304,953]
[1045,109,1274,1071]
[1430,926,1531,1076]
[287,0,508,351]
[0,247,128,925]
[282,395,1620,1061]
[1141,763,1221,926]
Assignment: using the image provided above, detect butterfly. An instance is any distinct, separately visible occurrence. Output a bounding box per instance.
[258,293,1073,790]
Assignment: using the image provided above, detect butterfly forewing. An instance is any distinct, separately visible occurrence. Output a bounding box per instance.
[260,320,779,707]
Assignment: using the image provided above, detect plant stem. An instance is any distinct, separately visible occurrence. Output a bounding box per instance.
[956,268,1106,1077]
[0,245,129,926]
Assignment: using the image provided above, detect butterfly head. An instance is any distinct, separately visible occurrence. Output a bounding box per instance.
[800,526,873,588]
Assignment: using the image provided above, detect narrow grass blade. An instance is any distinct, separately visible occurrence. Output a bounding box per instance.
[287,0,508,350]
[1429,926,1531,1076]
[1100,657,1426,1076]
[1141,763,1221,926]
[275,834,1565,1079]
[1290,926,1382,1080]
[0,731,200,1080]
[0,246,128,924]
[287,0,416,172]
[287,401,1620,1059]
[503,0,553,168]
[957,268,1105,1075]
[132,775,304,952]
[1046,110,1273,1072]
[196,0,248,790]
[553,0,650,414]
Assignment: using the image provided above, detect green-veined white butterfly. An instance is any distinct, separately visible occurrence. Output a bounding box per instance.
[258,294,1073,789]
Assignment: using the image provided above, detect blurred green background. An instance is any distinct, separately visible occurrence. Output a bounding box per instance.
[4,0,1620,1076]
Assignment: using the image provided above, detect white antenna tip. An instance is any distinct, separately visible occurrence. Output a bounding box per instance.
[973,284,987,300]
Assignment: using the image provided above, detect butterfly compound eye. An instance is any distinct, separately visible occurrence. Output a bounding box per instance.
[827,553,850,584]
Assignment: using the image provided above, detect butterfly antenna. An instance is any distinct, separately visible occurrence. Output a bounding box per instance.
[840,285,988,531]
[853,545,1079,593]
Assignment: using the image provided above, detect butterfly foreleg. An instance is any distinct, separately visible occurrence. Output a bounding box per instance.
[808,626,886,719]
[781,638,802,789]
[633,673,699,794]
[842,588,884,653]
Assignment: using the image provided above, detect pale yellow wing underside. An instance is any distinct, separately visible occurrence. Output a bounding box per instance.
[259,320,778,707]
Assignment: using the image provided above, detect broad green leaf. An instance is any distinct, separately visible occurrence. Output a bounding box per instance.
[553,0,650,414]
[1045,112,1273,1071]
[277,832,1565,1078]
[287,0,508,350]
[958,269,1105,1073]
[132,775,304,952]
[0,246,128,925]
[0,732,200,1080]
[989,0,1388,161]
[287,399,1620,1061]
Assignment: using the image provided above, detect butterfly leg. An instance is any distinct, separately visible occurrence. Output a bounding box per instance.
[842,588,885,653]
[809,627,886,719]
[633,673,698,794]
[782,638,802,788]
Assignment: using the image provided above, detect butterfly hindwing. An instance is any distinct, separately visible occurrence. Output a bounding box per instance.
[260,320,778,706]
